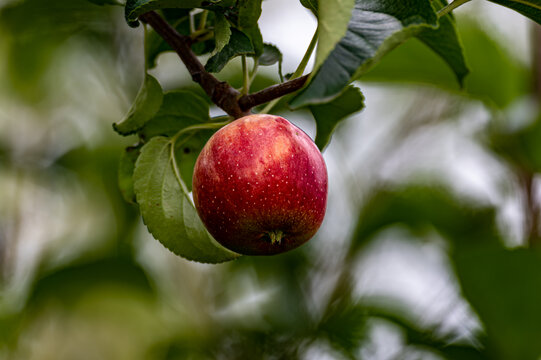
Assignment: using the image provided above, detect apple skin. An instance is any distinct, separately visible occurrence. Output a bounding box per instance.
[192,114,328,255]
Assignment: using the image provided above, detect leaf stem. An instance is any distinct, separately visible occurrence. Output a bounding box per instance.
[189,10,196,34]
[241,55,250,95]
[168,120,231,199]
[198,10,209,31]
[292,26,319,79]
[170,120,231,143]
[438,0,472,18]
[258,97,277,117]
[260,27,318,114]
[143,24,149,71]
[170,142,191,197]
[248,59,259,90]
[190,29,212,42]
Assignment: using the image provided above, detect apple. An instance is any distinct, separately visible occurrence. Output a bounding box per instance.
[192,114,328,255]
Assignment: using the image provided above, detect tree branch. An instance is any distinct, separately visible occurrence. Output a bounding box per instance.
[533,24,541,103]
[139,11,248,118]
[238,75,310,111]
[526,23,541,247]
[139,11,310,117]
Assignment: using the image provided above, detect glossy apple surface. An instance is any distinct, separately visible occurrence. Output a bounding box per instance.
[192,114,328,255]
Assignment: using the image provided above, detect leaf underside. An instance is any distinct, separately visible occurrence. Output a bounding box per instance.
[309,85,365,151]
[416,0,469,87]
[291,0,439,107]
[134,137,239,264]
[113,74,163,135]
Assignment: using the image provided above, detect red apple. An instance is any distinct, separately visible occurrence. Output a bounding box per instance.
[192,114,328,255]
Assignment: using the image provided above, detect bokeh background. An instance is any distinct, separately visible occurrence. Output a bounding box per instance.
[1,0,541,359]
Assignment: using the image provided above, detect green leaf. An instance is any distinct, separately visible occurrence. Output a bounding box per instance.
[137,89,215,190]
[140,90,210,140]
[113,74,163,135]
[360,18,528,108]
[243,25,264,57]
[459,19,529,108]
[356,0,470,88]
[134,137,240,263]
[221,1,262,56]
[415,0,469,87]
[28,257,155,306]
[489,114,541,173]
[205,28,254,73]
[309,86,364,150]
[437,347,490,360]
[237,0,262,29]
[86,0,120,5]
[300,0,318,17]
[365,306,488,360]
[0,0,112,101]
[213,12,232,55]
[454,246,541,360]
[315,0,355,72]
[0,313,21,348]
[0,0,108,36]
[360,37,461,90]
[291,0,439,107]
[174,130,215,192]
[259,44,284,81]
[487,0,541,24]
[125,0,200,27]
[259,44,282,66]
[191,11,219,56]
[320,302,367,358]
[118,144,142,204]
[124,0,236,27]
[352,185,500,252]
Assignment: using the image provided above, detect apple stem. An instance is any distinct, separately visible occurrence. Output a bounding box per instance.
[268,230,284,245]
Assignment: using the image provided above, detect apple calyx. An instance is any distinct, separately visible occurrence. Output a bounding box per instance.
[266,230,284,245]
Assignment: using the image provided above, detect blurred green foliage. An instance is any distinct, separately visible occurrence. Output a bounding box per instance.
[0,0,119,102]
[362,17,530,108]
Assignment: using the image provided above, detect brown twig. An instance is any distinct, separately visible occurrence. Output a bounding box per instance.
[238,75,310,111]
[520,170,541,246]
[139,11,248,118]
[533,24,541,103]
[139,11,310,117]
